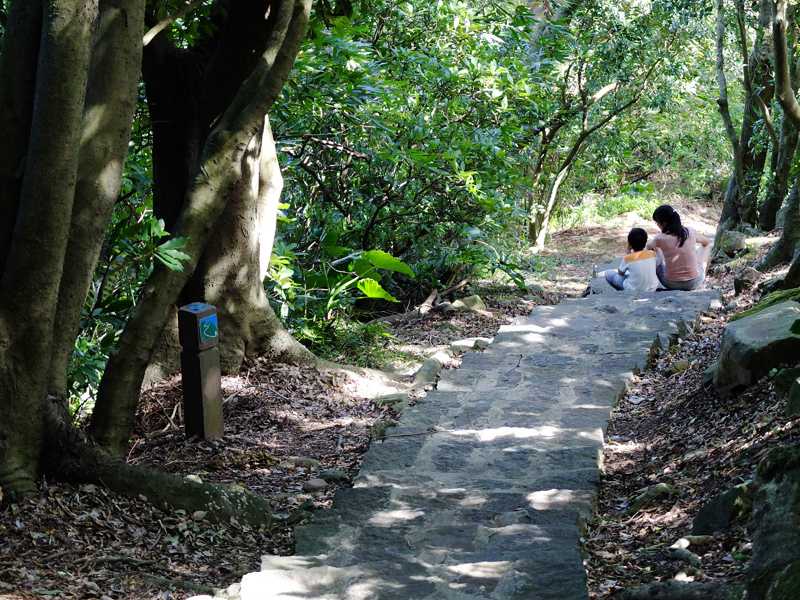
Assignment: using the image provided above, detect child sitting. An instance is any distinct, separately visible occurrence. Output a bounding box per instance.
[605,227,663,292]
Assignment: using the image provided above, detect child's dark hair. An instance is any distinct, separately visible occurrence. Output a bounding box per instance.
[652,204,688,247]
[627,227,648,251]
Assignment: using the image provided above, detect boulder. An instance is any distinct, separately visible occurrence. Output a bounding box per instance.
[712,302,800,397]
[720,230,748,257]
[746,445,800,600]
[691,481,753,535]
[734,267,761,295]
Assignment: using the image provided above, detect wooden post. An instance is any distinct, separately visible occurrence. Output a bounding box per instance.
[178,302,223,439]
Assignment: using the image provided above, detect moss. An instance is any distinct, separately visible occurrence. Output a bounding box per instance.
[729,288,800,322]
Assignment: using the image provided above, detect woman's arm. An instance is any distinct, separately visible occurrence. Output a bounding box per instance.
[697,233,710,246]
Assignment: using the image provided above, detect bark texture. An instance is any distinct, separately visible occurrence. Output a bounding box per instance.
[0,0,97,496]
[89,0,313,457]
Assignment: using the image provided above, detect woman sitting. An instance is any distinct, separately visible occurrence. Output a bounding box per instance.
[645,204,711,291]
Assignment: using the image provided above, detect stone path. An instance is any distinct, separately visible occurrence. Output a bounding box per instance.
[214,287,721,600]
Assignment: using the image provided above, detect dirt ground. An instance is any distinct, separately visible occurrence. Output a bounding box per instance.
[1,196,795,599]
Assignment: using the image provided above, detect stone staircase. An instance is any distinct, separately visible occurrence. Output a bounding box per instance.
[211,288,721,600]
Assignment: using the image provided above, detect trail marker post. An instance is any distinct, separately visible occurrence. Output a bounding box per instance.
[178,302,223,439]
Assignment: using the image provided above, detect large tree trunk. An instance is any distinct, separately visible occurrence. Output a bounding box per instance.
[142,0,315,379]
[0,0,97,496]
[188,117,314,372]
[89,0,312,457]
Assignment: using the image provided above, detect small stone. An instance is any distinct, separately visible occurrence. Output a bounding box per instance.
[720,230,748,257]
[373,393,408,407]
[723,300,740,313]
[734,267,761,295]
[318,469,349,483]
[185,474,203,484]
[192,511,207,521]
[84,581,101,593]
[473,338,491,349]
[302,478,329,493]
[786,379,800,417]
[666,359,690,376]
[775,368,800,397]
[279,457,319,469]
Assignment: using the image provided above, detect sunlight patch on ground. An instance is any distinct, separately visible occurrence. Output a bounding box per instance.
[451,425,562,441]
[446,561,512,579]
[368,509,425,525]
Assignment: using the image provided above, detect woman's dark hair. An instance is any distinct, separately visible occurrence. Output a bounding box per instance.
[652,204,688,247]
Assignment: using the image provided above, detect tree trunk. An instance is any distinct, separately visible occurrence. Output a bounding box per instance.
[48,0,145,394]
[0,0,97,496]
[714,0,773,244]
[89,0,312,457]
[188,116,316,372]
[756,177,800,272]
[142,0,316,379]
[759,115,799,231]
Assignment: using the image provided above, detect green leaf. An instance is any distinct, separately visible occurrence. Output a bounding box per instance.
[357,278,399,302]
[361,250,415,277]
[352,258,378,280]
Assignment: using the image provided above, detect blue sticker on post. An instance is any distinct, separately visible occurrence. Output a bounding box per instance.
[198,314,218,342]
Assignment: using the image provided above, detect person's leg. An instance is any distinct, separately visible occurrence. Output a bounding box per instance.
[656,264,672,289]
[605,270,627,290]
[696,243,712,276]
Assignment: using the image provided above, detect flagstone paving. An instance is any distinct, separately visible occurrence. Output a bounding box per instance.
[209,285,721,600]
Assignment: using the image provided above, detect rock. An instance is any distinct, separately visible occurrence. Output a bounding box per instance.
[703,364,718,387]
[768,561,800,600]
[691,481,753,535]
[723,300,740,313]
[785,380,800,417]
[278,457,319,469]
[712,302,800,397]
[528,283,545,293]
[192,510,208,521]
[473,337,491,350]
[720,230,748,257]
[734,267,761,295]
[373,393,408,408]
[627,483,676,515]
[747,445,800,600]
[666,358,691,376]
[301,478,329,493]
[318,469,348,484]
[185,474,203,484]
[453,295,486,310]
[759,277,785,296]
[774,367,800,397]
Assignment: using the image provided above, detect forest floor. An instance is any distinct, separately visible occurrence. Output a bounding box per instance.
[2,193,796,599]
